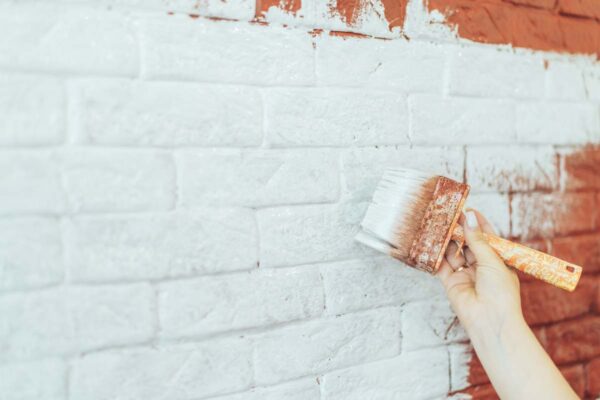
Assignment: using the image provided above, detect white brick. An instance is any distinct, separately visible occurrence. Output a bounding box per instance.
[61,150,175,212]
[212,378,320,400]
[0,5,137,76]
[158,267,323,338]
[321,347,449,400]
[258,203,372,268]
[448,344,472,392]
[178,149,339,207]
[516,102,599,144]
[265,88,408,146]
[0,151,65,214]
[0,74,64,146]
[341,146,464,201]
[66,209,257,282]
[510,193,555,239]
[254,307,401,385]
[316,35,446,93]
[410,95,516,145]
[401,300,466,351]
[0,284,154,361]
[466,145,558,193]
[465,193,511,237]
[583,66,600,101]
[320,257,445,315]
[72,79,262,146]
[141,16,314,85]
[70,338,252,400]
[447,47,545,99]
[98,0,255,20]
[0,217,63,292]
[546,61,586,100]
[0,359,66,400]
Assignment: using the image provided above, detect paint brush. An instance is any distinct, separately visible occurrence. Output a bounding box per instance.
[356,167,582,291]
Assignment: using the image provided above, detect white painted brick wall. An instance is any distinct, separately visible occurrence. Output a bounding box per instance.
[140,16,315,85]
[0,74,65,146]
[410,95,516,144]
[0,359,66,400]
[0,217,63,292]
[2,1,600,399]
[71,79,264,147]
[158,267,324,337]
[0,5,138,76]
[65,209,258,281]
[264,88,408,146]
[321,347,449,400]
[254,307,401,384]
[178,149,339,206]
[70,338,253,400]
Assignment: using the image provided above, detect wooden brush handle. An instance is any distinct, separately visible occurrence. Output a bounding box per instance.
[452,226,582,292]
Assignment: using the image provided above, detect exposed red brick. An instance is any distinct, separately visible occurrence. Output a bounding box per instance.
[329,30,372,38]
[587,357,600,397]
[308,28,324,37]
[558,0,600,20]
[381,0,407,30]
[560,17,600,56]
[545,316,600,364]
[521,277,596,326]
[329,0,408,31]
[521,239,551,253]
[594,276,600,313]
[563,145,600,191]
[597,193,600,232]
[552,234,600,273]
[467,351,491,386]
[502,8,565,52]
[256,0,301,18]
[428,0,600,57]
[553,193,597,236]
[503,0,557,10]
[428,0,507,44]
[460,383,498,400]
[560,364,586,398]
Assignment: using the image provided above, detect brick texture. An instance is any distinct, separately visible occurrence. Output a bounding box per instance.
[2,1,600,400]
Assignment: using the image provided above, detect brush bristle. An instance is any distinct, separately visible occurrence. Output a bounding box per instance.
[357,167,439,262]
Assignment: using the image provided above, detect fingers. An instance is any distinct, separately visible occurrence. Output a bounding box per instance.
[464,247,476,266]
[436,259,453,286]
[445,241,466,271]
[467,208,496,235]
[462,209,505,269]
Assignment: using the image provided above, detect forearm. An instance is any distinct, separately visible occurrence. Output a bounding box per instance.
[467,314,578,400]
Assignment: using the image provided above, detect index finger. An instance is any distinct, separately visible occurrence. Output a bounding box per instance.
[465,208,497,235]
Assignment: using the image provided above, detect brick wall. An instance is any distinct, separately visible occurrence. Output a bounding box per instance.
[0,1,599,399]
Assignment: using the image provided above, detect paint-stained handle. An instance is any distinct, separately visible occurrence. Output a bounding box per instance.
[452,226,582,291]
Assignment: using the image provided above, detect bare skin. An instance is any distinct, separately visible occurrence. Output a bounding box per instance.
[437,209,579,400]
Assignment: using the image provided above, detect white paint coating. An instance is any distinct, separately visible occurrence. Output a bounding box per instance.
[1,1,599,399]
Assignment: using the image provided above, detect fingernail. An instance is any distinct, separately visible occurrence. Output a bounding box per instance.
[466,210,479,229]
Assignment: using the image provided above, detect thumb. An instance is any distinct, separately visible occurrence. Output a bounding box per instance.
[463,210,504,268]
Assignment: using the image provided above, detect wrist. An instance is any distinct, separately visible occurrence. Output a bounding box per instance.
[464,310,529,352]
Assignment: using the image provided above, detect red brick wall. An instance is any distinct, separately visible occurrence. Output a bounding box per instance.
[455,146,600,399]
[428,0,600,58]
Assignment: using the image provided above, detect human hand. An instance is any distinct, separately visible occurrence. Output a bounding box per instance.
[437,209,523,335]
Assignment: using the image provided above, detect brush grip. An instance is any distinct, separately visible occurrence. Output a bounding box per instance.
[452,226,582,291]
